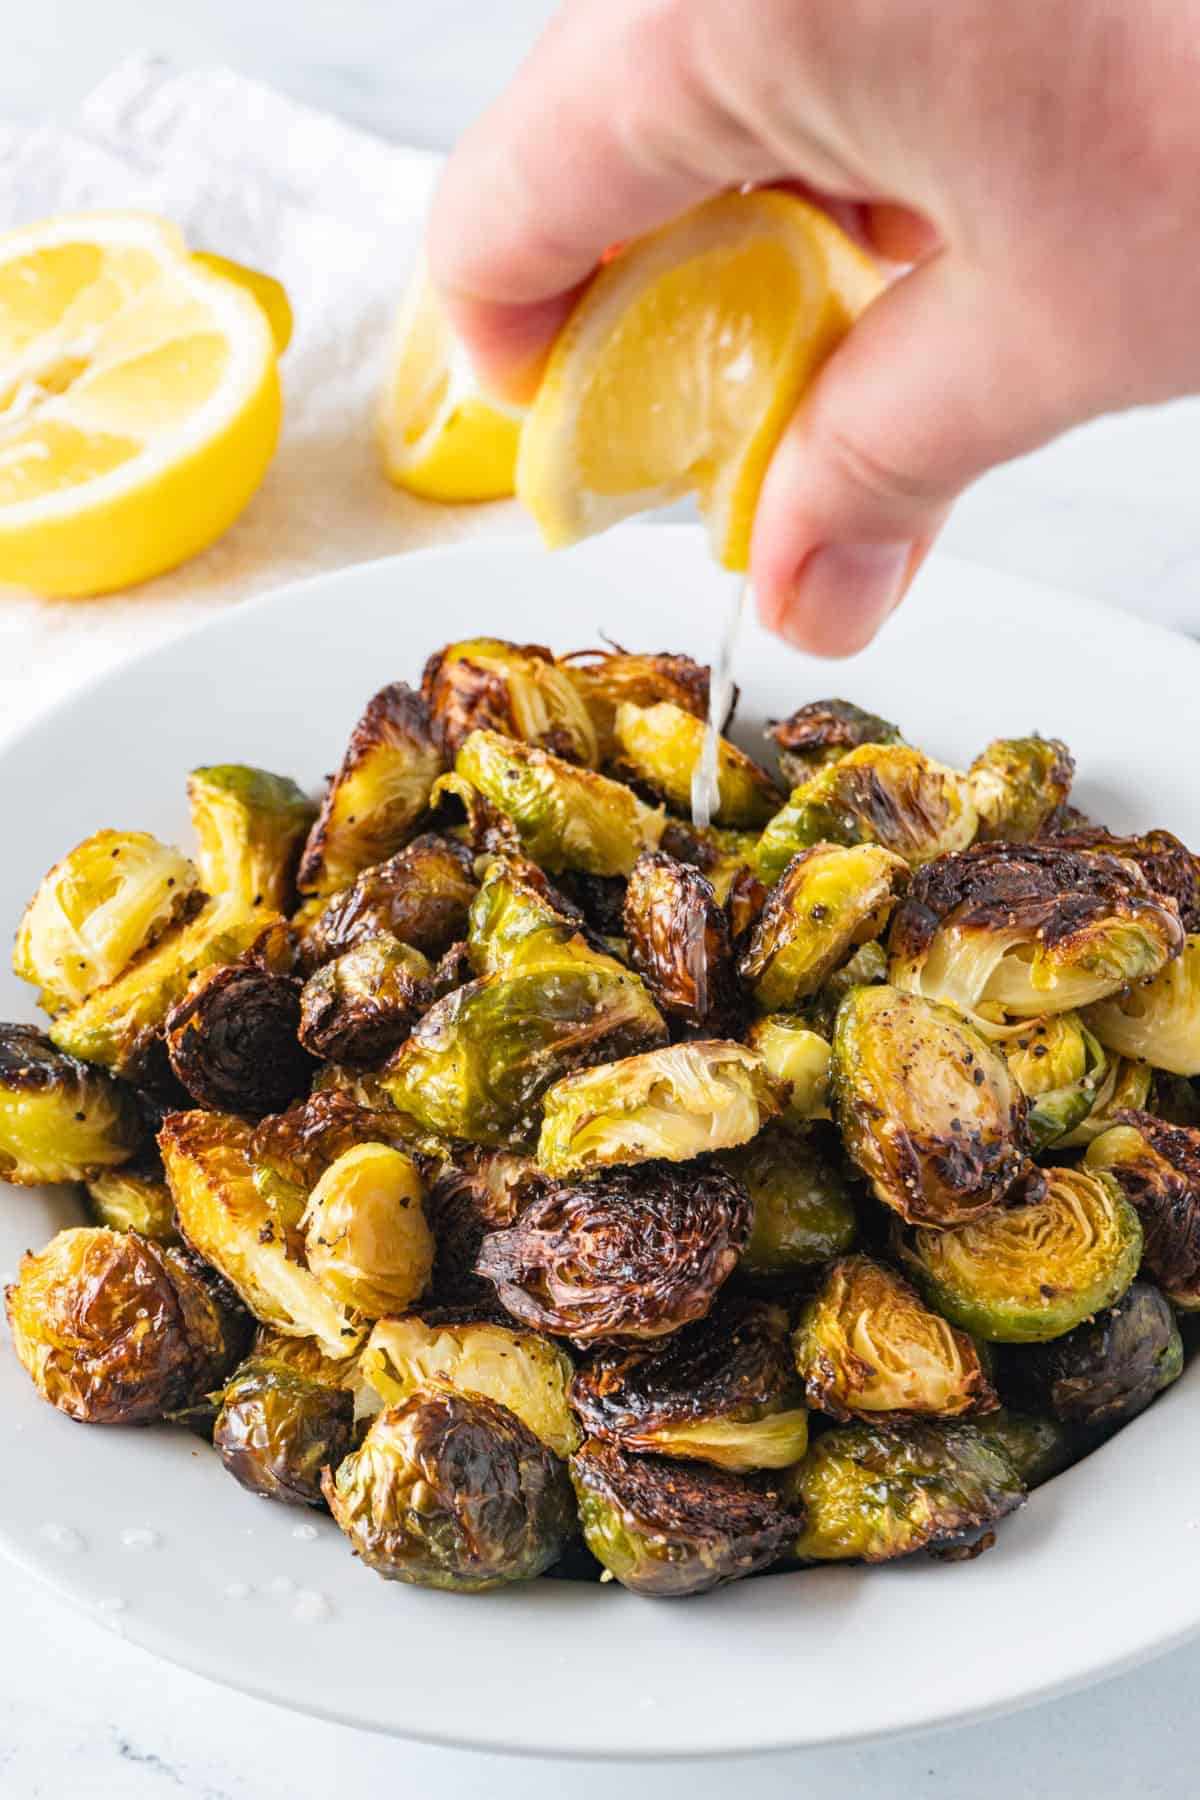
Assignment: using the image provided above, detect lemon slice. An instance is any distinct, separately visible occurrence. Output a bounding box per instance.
[517,191,885,570]
[0,211,284,597]
[378,263,522,502]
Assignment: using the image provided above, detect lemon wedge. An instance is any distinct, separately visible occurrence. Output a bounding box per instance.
[517,191,885,570]
[378,263,522,502]
[0,211,285,597]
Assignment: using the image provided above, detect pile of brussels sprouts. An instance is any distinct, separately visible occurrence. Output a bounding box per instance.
[3,636,1199,1597]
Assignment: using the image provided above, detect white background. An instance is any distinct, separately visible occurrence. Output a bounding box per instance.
[2,3,1199,1795]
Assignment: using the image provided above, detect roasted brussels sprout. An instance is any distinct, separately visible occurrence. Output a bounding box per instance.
[743,1017,831,1123]
[213,1354,355,1505]
[14,829,200,1015]
[298,935,430,1064]
[798,938,890,1039]
[902,1165,1142,1343]
[297,683,443,897]
[303,1144,434,1319]
[739,844,908,1013]
[5,1227,250,1424]
[363,1313,580,1457]
[165,960,310,1116]
[1040,825,1200,932]
[790,1419,1024,1562]
[465,854,595,976]
[248,1088,446,1225]
[832,986,1030,1227]
[454,729,664,876]
[611,701,781,829]
[570,1296,808,1471]
[659,819,762,909]
[622,852,741,1034]
[998,1279,1182,1430]
[999,1012,1108,1150]
[792,1255,995,1422]
[1086,1112,1200,1307]
[421,638,598,764]
[86,1153,177,1241]
[324,1388,576,1590]
[968,736,1074,843]
[250,1323,363,1388]
[561,646,713,761]
[1084,932,1200,1076]
[160,1109,362,1357]
[0,1024,142,1185]
[756,745,976,886]
[188,766,316,914]
[975,1408,1076,1488]
[569,1438,800,1596]
[536,1039,781,1176]
[721,1123,857,1279]
[423,1150,545,1306]
[766,698,903,788]
[888,844,1184,1022]
[302,834,477,967]
[1056,1054,1152,1149]
[476,1159,752,1345]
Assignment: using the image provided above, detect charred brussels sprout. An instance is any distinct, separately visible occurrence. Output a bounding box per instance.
[612,701,781,829]
[569,1438,800,1596]
[975,1409,1076,1488]
[422,1151,545,1306]
[832,986,1030,1227]
[421,637,598,764]
[1084,933,1200,1076]
[561,646,713,761]
[303,1144,434,1319]
[888,844,1184,1022]
[1041,826,1200,932]
[298,935,430,1064]
[0,1024,142,1184]
[454,729,664,876]
[623,852,741,1034]
[902,1166,1142,1343]
[792,1256,995,1422]
[1086,1112,1200,1307]
[659,819,762,909]
[298,683,443,897]
[721,1123,856,1279]
[570,1296,808,1471]
[303,834,477,965]
[968,736,1074,843]
[363,1314,579,1457]
[248,1088,446,1223]
[743,1017,831,1122]
[165,961,310,1116]
[213,1355,355,1505]
[86,1155,176,1241]
[14,829,199,1014]
[5,1227,250,1424]
[1000,1013,1108,1150]
[739,844,908,1012]
[767,698,904,788]
[476,1160,751,1345]
[999,1280,1182,1430]
[791,1419,1024,1562]
[188,766,316,914]
[756,745,976,886]
[536,1040,781,1176]
[324,1388,576,1591]
[251,1324,362,1388]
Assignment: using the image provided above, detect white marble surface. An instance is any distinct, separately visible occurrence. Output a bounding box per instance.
[2,6,1200,1796]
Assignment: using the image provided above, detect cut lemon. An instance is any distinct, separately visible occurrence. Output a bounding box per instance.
[517,191,885,570]
[378,263,522,502]
[0,211,284,597]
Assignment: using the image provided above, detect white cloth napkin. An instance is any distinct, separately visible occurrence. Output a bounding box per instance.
[0,54,528,741]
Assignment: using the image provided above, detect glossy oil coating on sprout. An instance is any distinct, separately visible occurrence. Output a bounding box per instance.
[623,851,742,1035]
[739,843,908,1012]
[1040,825,1200,932]
[302,1144,434,1320]
[561,646,714,763]
[998,1279,1182,1431]
[743,1017,832,1124]
[967,736,1074,843]
[766,698,903,789]
[1086,1112,1200,1307]
[301,834,477,966]
[213,1354,356,1506]
[422,637,600,764]
[298,934,431,1065]
[0,1024,142,1184]
[1083,933,1200,1076]
[165,960,311,1117]
[85,1152,177,1242]
[612,700,782,829]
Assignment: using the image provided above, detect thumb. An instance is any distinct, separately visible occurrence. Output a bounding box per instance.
[751,254,1078,656]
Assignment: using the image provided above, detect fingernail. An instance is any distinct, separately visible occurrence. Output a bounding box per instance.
[781,539,913,656]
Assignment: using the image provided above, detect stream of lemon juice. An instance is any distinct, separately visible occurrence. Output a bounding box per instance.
[690,575,749,829]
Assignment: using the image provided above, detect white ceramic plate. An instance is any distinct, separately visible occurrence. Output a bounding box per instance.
[2,525,1199,1758]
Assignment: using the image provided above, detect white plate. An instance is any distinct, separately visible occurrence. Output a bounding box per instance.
[2,525,1198,1758]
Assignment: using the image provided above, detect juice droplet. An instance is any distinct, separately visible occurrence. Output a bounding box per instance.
[691,576,748,830]
[292,1589,332,1624]
[119,1527,161,1551]
[39,1523,86,1553]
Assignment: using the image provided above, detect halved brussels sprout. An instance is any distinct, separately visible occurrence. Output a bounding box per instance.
[976,1409,1076,1488]
[302,834,477,966]
[251,1324,363,1388]
[1150,1071,1200,1127]
[721,1123,857,1279]
[248,1088,447,1225]
[536,1040,781,1177]
[1084,933,1200,1076]
[792,1255,995,1422]
[790,1419,1024,1562]
[888,844,1184,1022]
[998,1012,1108,1150]
[298,935,430,1065]
[303,1144,434,1319]
[743,1017,832,1123]
[86,1154,177,1241]
[363,1313,580,1457]
[797,938,890,1039]
[466,854,594,976]
[476,1159,751,1344]
[560,646,713,761]
[1041,825,1200,932]
[1056,1055,1152,1148]
[5,1227,250,1424]
[454,729,664,876]
[766,698,903,788]
[612,700,781,829]
[160,1109,362,1358]
[569,1438,800,1596]
[1086,1112,1200,1307]
[570,1295,808,1471]
[14,829,200,1014]
[188,766,316,914]
[622,851,742,1034]
[213,1355,355,1505]
[324,1388,576,1590]
[421,637,598,764]
[423,1150,546,1307]
[968,736,1074,843]
[739,843,908,1012]
[165,960,311,1117]
[902,1165,1142,1343]
[298,683,443,896]
[998,1279,1182,1430]
[659,819,762,910]
[0,1024,142,1184]
[832,985,1030,1227]
[756,745,976,886]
